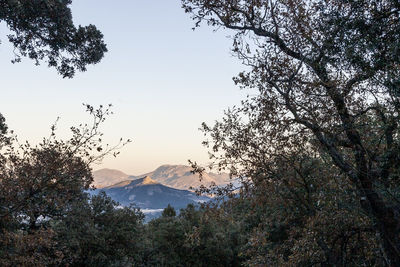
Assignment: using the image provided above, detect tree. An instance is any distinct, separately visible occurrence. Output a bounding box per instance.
[0,114,6,135]
[0,104,130,265]
[180,204,243,267]
[0,0,107,78]
[143,204,242,266]
[54,192,144,266]
[162,204,177,217]
[182,0,400,265]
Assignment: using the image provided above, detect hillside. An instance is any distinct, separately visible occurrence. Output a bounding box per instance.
[95,176,210,219]
[132,164,230,190]
[92,168,131,188]
[93,165,230,190]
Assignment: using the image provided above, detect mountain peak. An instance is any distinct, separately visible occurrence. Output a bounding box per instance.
[92,168,130,188]
[141,176,157,185]
[94,164,230,191]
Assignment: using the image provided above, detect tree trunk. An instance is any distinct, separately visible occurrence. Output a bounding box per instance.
[359,174,400,266]
[377,208,400,266]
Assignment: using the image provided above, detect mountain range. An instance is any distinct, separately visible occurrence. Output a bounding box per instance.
[92,175,210,220]
[99,176,209,209]
[92,164,230,191]
[91,165,229,220]
[91,168,130,188]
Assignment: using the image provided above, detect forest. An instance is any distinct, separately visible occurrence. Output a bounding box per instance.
[1,0,400,266]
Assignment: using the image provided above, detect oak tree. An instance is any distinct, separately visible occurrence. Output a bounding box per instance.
[0,0,107,78]
[183,0,400,264]
[0,105,130,264]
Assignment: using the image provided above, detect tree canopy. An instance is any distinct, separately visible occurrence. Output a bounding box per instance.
[0,105,135,266]
[0,0,107,78]
[182,0,400,265]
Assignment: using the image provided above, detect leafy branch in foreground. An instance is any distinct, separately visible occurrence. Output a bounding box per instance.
[0,104,131,265]
[0,0,107,77]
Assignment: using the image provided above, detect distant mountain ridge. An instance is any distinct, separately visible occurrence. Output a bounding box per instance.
[92,168,130,188]
[130,164,230,191]
[93,175,210,220]
[92,165,231,220]
[97,176,209,209]
[93,164,230,190]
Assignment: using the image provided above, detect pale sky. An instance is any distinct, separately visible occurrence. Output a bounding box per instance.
[0,0,245,175]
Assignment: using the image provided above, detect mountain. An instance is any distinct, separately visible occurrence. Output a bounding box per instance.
[130,164,230,190]
[95,176,210,220]
[92,168,131,188]
[93,165,230,191]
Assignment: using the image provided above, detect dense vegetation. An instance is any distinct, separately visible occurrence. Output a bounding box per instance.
[2,0,400,266]
[182,0,400,265]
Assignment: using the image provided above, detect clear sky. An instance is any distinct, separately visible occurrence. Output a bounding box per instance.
[0,0,245,175]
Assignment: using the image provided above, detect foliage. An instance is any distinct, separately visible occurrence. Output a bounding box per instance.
[0,0,107,77]
[53,192,144,266]
[0,113,7,135]
[182,0,400,265]
[0,105,132,266]
[142,203,243,267]
[162,204,177,217]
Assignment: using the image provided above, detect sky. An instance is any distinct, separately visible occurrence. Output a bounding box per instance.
[0,0,246,175]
